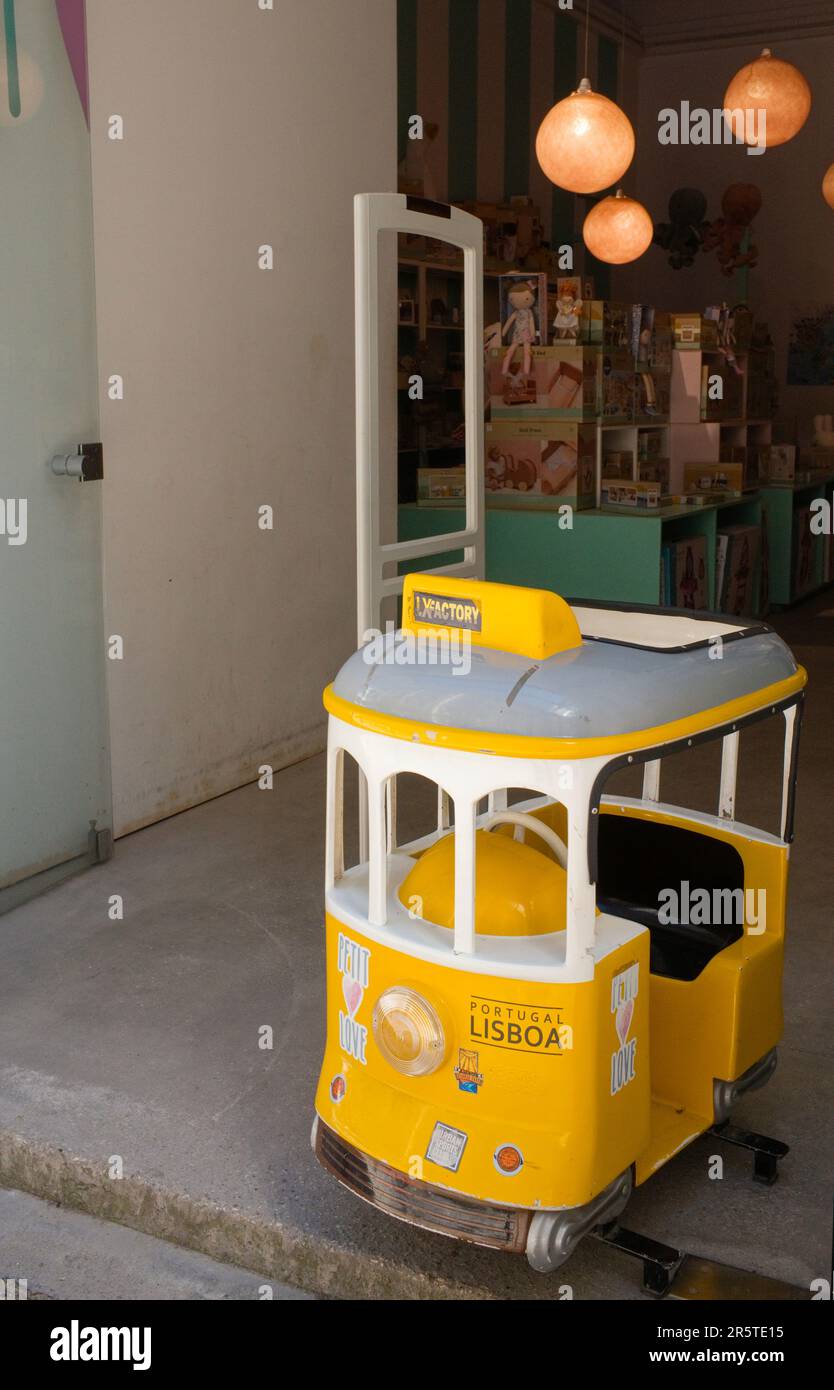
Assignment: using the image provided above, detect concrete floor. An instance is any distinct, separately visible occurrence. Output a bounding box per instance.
[0,595,832,1299]
[0,1188,316,1300]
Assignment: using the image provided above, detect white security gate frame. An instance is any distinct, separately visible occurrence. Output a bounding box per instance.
[353,192,485,856]
[354,191,485,641]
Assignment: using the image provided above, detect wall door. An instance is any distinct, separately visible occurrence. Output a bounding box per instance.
[0,0,111,912]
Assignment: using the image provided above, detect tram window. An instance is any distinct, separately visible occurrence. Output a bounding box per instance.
[647,739,722,818]
[597,762,642,802]
[506,787,567,813]
[507,787,543,807]
[602,739,722,818]
[394,773,451,851]
[339,751,363,871]
[596,815,745,981]
[596,736,749,981]
[601,714,790,838]
[733,719,786,838]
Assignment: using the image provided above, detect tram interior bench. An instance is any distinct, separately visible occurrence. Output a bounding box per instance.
[596,815,745,982]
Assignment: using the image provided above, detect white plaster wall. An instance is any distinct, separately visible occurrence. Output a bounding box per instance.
[86,0,396,835]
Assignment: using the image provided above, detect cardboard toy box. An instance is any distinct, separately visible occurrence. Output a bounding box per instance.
[417,468,466,505]
[638,429,664,461]
[723,443,759,490]
[488,345,597,420]
[602,450,634,480]
[579,300,632,349]
[630,304,652,362]
[673,313,720,351]
[457,198,544,270]
[498,271,549,347]
[485,420,596,508]
[635,370,671,422]
[651,318,674,374]
[598,351,636,422]
[673,535,709,610]
[638,457,671,490]
[720,524,761,615]
[793,507,817,597]
[759,444,798,484]
[549,276,584,344]
[668,493,708,508]
[601,479,661,511]
[700,359,744,421]
[808,447,834,475]
[727,305,753,352]
[631,306,672,369]
[683,462,745,497]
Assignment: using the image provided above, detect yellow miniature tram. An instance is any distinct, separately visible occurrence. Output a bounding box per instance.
[311,196,807,1291]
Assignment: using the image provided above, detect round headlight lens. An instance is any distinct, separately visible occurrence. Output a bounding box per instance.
[372,987,445,1076]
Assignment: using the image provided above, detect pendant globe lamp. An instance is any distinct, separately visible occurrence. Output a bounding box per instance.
[823,163,834,211]
[582,190,653,266]
[535,1,634,195]
[724,48,811,149]
[536,76,636,195]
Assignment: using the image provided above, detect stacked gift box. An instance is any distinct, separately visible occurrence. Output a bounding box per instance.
[700,354,745,421]
[484,290,676,510]
[485,417,597,505]
[483,273,598,509]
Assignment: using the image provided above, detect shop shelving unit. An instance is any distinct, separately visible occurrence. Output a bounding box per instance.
[396,257,467,499]
[399,493,764,613]
[667,347,773,493]
[397,248,553,501]
[396,253,831,616]
[760,473,834,607]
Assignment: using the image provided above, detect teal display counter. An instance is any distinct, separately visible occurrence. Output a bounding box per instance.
[760,476,834,607]
[399,498,765,610]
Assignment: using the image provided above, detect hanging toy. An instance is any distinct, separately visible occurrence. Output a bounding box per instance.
[652,188,709,269]
[702,184,762,276]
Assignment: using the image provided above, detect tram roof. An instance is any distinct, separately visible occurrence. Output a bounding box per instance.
[326,578,806,759]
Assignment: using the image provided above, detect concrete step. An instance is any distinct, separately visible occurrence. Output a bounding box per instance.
[0,1126,490,1300]
[0,1186,317,1301]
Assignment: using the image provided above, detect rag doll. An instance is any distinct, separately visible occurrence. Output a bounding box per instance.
[501,280,540,378]
[552,290,583,342]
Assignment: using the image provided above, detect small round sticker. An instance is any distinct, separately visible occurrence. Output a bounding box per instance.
[330,1074,347,1103]
[493,1143,524,1175]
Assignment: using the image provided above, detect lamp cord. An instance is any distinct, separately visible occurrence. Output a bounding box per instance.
[584,0,590,77]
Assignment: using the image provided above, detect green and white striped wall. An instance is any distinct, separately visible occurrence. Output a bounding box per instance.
[397,0,624,295]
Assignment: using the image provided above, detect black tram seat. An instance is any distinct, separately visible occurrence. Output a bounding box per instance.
[595,814,745,982]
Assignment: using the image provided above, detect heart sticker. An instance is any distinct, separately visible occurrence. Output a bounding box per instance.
[342,977,363,1018]
[615,999,634,1046]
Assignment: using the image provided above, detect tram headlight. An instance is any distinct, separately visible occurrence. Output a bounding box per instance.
[372,987,445,1076]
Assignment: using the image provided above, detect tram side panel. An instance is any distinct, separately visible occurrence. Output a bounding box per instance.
[315,911,651,1211]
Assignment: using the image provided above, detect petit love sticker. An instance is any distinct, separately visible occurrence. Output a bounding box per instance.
[610,962,639,1096]
[337,932,371,1065]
